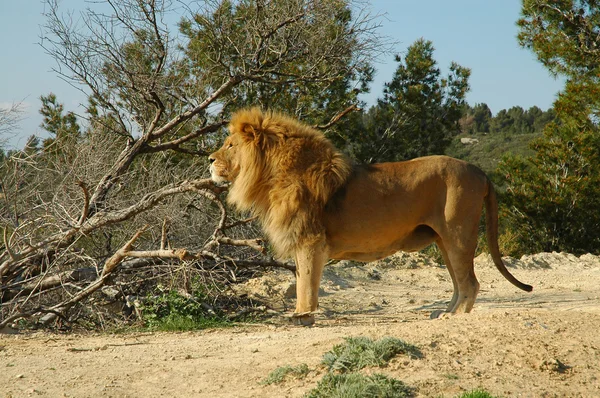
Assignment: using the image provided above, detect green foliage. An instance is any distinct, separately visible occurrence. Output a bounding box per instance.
[322,337,422,373]
[341,39,470,163]
[261,363,310,385]
[141,285,231,331]
[261,336,419,397]
[467,103,493,133]
[39,93,81,152]
[306,373,413,398]
[518,1,600,87]
[498,121,600,254]
[180,0,373,125]
[460,104,555,136]
[496,0,600,254]
[446,131,541,177]
[491,106,555,135]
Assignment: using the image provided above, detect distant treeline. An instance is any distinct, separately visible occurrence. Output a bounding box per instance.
[460,103,556,135]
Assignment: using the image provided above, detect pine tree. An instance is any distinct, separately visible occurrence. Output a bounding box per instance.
[39,93,81,150]
[343,39,470,163]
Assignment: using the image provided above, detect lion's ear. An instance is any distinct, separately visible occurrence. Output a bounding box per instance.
[238,122,274,149]
[229,107,270,147]
[239,123,260,140]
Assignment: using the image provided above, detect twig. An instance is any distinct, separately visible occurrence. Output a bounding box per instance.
[160,218,170,250]
[76,181,90,227]
[314,104,360,130]
[2,228,20,262]
[222,216,258,231]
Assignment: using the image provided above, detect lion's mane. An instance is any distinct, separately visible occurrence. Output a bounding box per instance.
[226,108,352,258]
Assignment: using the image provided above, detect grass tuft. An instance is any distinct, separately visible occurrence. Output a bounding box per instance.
[261,363,310,385]
[306,372,413,398]
[322,337,422,373]
[457,389,500,398]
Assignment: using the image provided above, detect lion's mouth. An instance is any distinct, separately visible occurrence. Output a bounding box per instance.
[209,165,230,184]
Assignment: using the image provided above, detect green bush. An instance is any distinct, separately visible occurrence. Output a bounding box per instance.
[261,336,420,397]
[141,286,230,331]
[306,373,413,398]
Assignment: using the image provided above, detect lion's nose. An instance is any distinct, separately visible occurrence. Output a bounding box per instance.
[208,155,216,164]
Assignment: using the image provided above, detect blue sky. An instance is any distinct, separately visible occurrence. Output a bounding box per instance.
[1,0,563,149]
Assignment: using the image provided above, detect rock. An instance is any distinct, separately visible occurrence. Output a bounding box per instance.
[460,137,479,145]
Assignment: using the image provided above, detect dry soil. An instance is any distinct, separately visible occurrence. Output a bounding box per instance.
[2,252,600,397]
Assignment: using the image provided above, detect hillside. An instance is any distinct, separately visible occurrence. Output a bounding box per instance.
[445,131,540,176]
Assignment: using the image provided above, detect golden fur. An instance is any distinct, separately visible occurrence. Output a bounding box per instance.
[211,108,352,258]
[209,108,532,325]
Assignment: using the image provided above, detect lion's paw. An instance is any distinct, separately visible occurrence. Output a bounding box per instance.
[291,312,315,327]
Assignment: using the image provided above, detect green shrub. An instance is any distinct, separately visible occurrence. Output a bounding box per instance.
[141,286,230,331]
[306,373,413,398]
[261,337,420,396]
[322,337,422,373]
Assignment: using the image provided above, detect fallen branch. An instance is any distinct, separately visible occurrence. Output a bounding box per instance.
[1,267,98,300]
[0,179,227,277]
[102,225,148,276]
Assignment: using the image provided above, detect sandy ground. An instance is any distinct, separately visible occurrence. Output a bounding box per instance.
[2,252,600,398]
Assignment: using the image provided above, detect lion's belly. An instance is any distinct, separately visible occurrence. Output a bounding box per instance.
[326,224,438,262]
[329,249,399,262]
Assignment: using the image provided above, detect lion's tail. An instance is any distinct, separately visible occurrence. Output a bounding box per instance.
[484,179,533,292]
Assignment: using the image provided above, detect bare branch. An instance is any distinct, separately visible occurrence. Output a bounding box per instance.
[314,104,361,130]
[216,237,265,254]
[160,218,170,250]
[150,76,241,139]
[75,181,90,227]
[140,121,227,154]
[2,228,20,262]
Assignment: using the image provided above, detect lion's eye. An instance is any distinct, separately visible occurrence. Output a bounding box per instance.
[226,143,234,150]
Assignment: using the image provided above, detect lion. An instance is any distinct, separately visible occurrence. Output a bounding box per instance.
[209,107,532,325]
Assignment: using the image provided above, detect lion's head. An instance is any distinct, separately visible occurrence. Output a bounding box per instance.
[209,108,352,258]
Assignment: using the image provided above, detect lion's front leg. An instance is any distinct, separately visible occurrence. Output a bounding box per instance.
[292,239,328,326]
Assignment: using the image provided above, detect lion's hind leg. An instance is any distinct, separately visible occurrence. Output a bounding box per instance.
[432,236,480,318]
[448,256,479,314]
[435,239,458,313]
[444,247,480,314]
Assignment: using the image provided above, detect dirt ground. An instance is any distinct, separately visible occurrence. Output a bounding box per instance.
[2,252,600,398]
